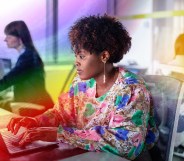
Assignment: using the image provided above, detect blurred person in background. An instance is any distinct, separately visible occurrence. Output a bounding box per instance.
[168,33,184,67]
[156,33,184,158]
[168,33,184,158]
[155,33,184,77]
[167,33,184,79]
[0,20,54,116]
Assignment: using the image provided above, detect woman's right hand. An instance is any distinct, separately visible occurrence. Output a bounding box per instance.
[7,117,39,135]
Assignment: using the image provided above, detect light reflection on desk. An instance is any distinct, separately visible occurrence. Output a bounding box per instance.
[0,108,16,129]
[0,108,12,116]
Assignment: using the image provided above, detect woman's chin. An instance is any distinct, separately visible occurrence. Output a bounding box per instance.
[79,76,89,81]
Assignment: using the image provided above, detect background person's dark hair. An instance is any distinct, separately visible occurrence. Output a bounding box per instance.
[4,20,37,53]
[69,14,132,63]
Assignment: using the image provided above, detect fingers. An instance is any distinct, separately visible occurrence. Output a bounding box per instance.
[18,129,40,147]
[7,117,21,133]
[13,121,23,135]
[13,117,30,135]
[11,132,27,147]
[26,118,38,128]
[18,132,32,147]
[7,117,14,131]
[12,128,56,147]
[7,117,38,135]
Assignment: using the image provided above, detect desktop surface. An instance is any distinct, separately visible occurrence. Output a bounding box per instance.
[0,141,86,161]
[61,151,129,161]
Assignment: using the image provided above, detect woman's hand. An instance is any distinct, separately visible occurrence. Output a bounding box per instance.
[7,117,39,135]
[15,127,58,147]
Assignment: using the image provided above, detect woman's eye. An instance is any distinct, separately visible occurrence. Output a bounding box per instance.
[79,55,85,59]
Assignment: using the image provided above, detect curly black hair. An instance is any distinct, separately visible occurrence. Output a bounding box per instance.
[69,14,131,63]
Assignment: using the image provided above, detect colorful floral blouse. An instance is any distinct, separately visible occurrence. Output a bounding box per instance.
[36,67,158,160]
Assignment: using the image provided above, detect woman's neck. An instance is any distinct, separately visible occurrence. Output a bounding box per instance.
[95,66,118,97]
[16,45,25,53]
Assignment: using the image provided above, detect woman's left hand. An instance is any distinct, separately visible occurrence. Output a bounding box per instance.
[14,127,58,147]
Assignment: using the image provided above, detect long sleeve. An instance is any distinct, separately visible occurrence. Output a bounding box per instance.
[0,49,43,91]
[0,60,26,91]
[35,93,75,127]
[35,84,155,160]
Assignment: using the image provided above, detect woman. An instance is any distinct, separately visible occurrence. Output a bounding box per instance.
[0,20,54,116]
[8,16,158,160]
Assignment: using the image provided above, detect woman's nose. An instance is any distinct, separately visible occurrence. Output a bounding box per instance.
[75,59,80,67]
[75,61,79,67]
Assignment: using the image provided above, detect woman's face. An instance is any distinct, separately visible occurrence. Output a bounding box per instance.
[4,35,22,49]
[75,49,104,80]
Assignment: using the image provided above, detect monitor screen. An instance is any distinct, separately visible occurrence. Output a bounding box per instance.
[0,58,11,78]
[0,58,12,98]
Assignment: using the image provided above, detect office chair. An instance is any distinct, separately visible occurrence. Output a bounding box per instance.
[142,75,184,161]
[60,65,76,93]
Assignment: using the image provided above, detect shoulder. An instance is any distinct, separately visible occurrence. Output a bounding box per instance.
[18,48,34,61]
[20,48,38,58]
[117,67,150,98]
[118,67,145,86]
[16,49,43,69]
[21,48,42,63]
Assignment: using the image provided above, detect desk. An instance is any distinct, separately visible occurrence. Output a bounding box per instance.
[0,108,12,116]
[0,142,86,161]
[0,109,129,161]
[0,108,15,129]
[62,152,129,161]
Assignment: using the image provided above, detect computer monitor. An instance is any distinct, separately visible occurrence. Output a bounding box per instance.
[0,58,12,98]
[0,58,11,77]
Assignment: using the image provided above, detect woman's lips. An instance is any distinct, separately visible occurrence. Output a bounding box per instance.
[77,69,82,75]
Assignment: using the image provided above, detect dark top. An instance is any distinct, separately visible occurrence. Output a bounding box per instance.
[0,48,54,111]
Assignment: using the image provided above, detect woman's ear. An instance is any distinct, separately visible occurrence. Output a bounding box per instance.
[101,51,110,62]
[18,38,23,45]
[18,38,25,48]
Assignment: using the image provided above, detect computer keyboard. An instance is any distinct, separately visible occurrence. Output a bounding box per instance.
[0,128,58,155]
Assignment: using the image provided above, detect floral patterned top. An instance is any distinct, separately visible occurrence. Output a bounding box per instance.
[36,67,158,160]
